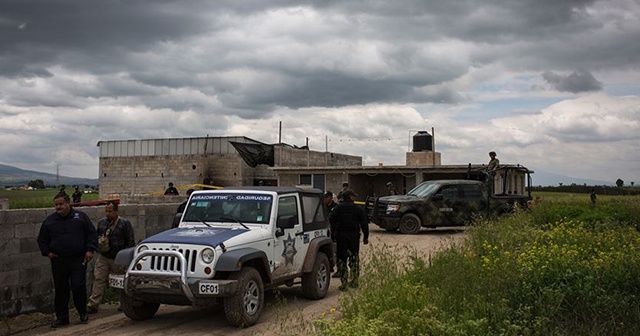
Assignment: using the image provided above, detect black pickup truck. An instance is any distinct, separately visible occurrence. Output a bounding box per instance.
[365,165,533,234]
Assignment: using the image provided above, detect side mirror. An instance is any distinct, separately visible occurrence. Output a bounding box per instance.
[431,194,444,201]
[276,215,297,230]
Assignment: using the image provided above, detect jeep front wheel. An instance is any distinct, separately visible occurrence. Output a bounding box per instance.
[119,291,160,321]
[302,252,330,299]
[399,213,421,234]
[223,267,264,327]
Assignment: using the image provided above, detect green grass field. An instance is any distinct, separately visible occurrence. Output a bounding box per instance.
[0,188,100,209]
[312,194,640,335]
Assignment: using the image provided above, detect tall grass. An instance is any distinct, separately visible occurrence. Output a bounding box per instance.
[0,189,99,209]
[315,195,640,335]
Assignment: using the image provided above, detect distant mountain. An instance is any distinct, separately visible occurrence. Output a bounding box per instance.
[529,167,613,187]
[0,163,98,187]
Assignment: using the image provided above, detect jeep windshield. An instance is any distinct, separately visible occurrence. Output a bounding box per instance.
[406,181,441,198]
[182,193,272,225]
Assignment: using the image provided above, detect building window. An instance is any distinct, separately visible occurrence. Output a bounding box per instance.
[299,174,325,191]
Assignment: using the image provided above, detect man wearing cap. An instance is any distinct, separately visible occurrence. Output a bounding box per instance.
[72,186,82,203]
[329,190,369,290]
[386,182,397,196]
[324,191,337,213]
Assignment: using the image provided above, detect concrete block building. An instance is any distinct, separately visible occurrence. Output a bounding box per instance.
[97,131,531,201]
[97,136,362,197]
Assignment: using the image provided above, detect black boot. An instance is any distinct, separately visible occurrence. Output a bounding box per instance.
[51,319,69,328]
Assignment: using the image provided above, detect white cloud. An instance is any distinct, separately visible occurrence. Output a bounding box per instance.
[0,0,638,185]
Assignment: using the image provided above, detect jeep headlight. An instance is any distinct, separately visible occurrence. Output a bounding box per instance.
[137,245,149,261]
[201,248,215,264]
[386,204,400,213]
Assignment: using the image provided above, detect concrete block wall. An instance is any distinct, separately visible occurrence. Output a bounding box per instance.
[406,151,442,166]
[204,154,244,186]
[100,155,223,197]
[0,203,179,317]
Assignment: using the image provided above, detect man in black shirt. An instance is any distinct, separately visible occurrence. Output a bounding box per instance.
[87,201,135,313]
[72,186,82,203]
[164,182,179,195]
[37,193,97,328]
[173,188,195,228]
[329,190,369,290]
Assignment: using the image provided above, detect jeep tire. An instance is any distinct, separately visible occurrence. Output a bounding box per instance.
[399,213,421,234]
[223,267,264,327]
[119,291,160,321]
[302,252,330,299]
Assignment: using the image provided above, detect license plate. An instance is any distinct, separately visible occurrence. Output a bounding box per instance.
[109,274,124,289]
[198,282,219,294]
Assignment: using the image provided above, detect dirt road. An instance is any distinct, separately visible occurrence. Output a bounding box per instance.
[8,225,466,336]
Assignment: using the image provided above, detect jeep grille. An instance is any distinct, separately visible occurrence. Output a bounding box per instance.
[150,247,198,273]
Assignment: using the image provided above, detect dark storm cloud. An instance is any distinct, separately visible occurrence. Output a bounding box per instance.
[542,70,603,93]
[1,0,635,111]
[0,0,639,182]
[0,0,214,76]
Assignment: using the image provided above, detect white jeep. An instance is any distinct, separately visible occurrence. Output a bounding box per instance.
[109,186,334,327]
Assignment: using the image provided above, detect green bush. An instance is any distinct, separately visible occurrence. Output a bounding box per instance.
[316,195,640,335]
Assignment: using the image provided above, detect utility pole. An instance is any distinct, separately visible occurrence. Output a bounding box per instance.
[56,163,61,186]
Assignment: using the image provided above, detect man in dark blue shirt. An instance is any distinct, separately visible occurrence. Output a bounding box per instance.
[37,193,97,328]
[329,190,369,290]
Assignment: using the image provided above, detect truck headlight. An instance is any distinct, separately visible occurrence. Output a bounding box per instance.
[137,245,149,254]
[386,204,400,213]
[201,248,214,264]
[137,245,149,261]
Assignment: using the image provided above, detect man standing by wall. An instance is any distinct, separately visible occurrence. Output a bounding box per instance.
[173,188,194,228]
[329,190,369,290]
[87,201,135,314]
[386,182,397,196]
[37,193,97,328]
[164,182,179,195]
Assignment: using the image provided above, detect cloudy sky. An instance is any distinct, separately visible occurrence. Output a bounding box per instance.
[1,0,639,186]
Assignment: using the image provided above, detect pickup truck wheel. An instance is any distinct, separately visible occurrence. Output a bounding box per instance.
[399,213,421,234]
[119,291,160,321]
[302,252,330,299]
[223,267,264,327]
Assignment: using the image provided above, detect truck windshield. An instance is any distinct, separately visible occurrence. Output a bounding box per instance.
[406,182,441,198]
[183,193,273,225]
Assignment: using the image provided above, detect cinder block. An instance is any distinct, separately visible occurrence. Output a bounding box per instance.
[19,267,43,284]
[0,253,36,270]
[4,210,27,225]
[18,238,40,254]
[15,223,38,239]
[0,270,19,287]
[26,209,50,225]
[0,238,19,256]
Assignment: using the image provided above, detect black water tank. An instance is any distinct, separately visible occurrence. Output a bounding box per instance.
[412,131,433,152]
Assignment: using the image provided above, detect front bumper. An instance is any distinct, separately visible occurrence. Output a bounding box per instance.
[109,250,237,302]
[373,216,400,230]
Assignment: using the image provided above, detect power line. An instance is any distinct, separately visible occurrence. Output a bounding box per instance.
[327,137,404,142]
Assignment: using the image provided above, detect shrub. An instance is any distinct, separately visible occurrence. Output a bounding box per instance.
[317,195,640,335]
